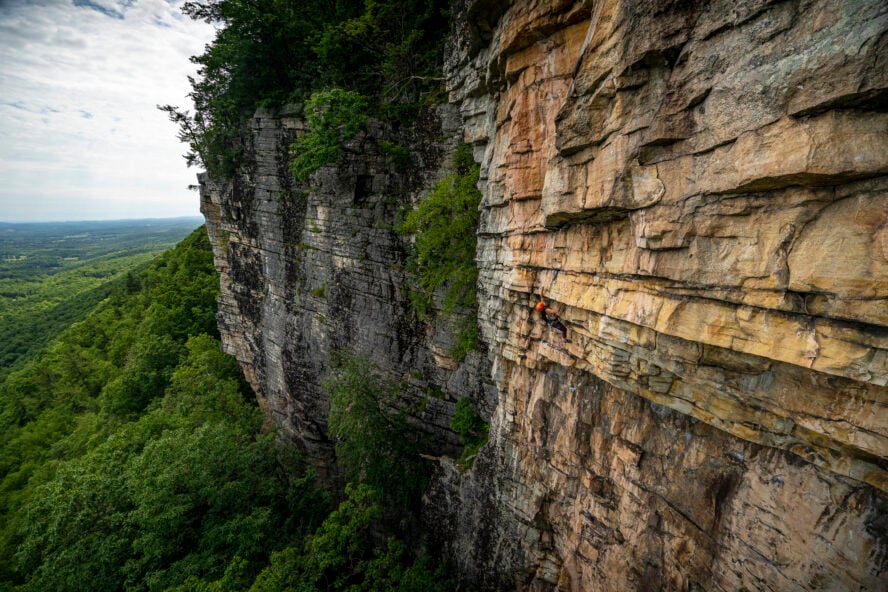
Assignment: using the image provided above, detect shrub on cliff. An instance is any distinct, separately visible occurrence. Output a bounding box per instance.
[450,397,489,471]
[290,89,368,181]
[163,0,449,178]
[324,351,429,512]
[399,145,482,358]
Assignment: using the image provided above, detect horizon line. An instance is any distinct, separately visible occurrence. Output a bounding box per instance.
[0,215,205,225]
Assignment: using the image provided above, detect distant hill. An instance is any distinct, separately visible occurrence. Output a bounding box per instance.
[0,217,203,376]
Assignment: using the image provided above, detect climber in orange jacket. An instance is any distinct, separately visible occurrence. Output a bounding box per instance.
[535,293,570,343]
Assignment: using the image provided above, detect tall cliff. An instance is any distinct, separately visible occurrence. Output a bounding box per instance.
[200,0,888,589]
[199,104,494,475]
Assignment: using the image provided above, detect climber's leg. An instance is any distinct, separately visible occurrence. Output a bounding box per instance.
[552,320,569,342]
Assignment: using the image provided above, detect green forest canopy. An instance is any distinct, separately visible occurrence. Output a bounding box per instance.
[0,218,201,377]
[0,228,449,591]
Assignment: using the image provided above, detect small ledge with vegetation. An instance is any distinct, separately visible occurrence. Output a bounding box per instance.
[450,398,489,471]
[399,144,483,361]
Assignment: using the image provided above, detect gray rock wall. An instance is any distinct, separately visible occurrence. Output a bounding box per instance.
[201,0,888,589]
[200,105,493,478]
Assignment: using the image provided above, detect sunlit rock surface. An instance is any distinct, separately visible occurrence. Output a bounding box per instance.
[433,0,888,588]
[201,0,888,589]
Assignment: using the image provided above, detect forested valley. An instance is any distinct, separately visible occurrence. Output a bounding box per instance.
[0,218,201,377]
[0,0,465,587]
[0,226,449,591]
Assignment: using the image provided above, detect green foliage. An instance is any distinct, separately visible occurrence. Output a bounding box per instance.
[399,145,482,358]
[0,219,198,378]
[450,398,488,472]
[248,483,450,592]
[165,0,450,177]
[450,398,484,443]
[324,352,429,512]
[15,435,135,592]
[318,353,455,588]
[0,227,331,590]
[161,334,253,424]
[308,0,448,108]
[0,228,453,591]
[400,145,481,316]
[290,89,369,181]
[378,140,411,172]
[163,0,332,176]
[451,317,479,363]
[0,229,219,511]
[100,333,184,417]
[15,394,327,592]
[358,541,451,592]
[311,282,327,299]
[264,482,382,591]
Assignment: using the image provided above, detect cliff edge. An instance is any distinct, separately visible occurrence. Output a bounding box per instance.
[200,0,888,589]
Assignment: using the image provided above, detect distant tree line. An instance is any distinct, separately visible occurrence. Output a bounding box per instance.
[0,220,197,380]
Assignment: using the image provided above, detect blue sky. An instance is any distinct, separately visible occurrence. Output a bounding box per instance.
[0,0,215,221]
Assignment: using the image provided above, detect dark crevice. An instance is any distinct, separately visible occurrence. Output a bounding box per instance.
[791,88,888,118]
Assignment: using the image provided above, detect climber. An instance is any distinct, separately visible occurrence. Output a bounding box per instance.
[535,292,570,343]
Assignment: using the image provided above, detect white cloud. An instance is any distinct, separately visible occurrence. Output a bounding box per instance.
[0,0,216,221]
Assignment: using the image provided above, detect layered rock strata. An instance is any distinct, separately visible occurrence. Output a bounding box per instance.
[200,105,493,476]
[201,0,888,589]
[432,0,888,588]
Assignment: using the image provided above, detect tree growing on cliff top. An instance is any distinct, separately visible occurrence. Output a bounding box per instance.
[163,0,449,178]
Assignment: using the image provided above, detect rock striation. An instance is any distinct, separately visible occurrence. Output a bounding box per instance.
[432,0,888,588]
[200,105,494,477]
[200,0,888,589]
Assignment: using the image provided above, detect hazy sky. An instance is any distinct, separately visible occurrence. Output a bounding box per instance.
[0,0,215,222]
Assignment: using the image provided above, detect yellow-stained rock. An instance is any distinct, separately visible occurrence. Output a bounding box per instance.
[438,0,888,589]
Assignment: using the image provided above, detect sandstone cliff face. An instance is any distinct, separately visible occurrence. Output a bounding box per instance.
[432,0,888,589]
[200,0,888,590]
